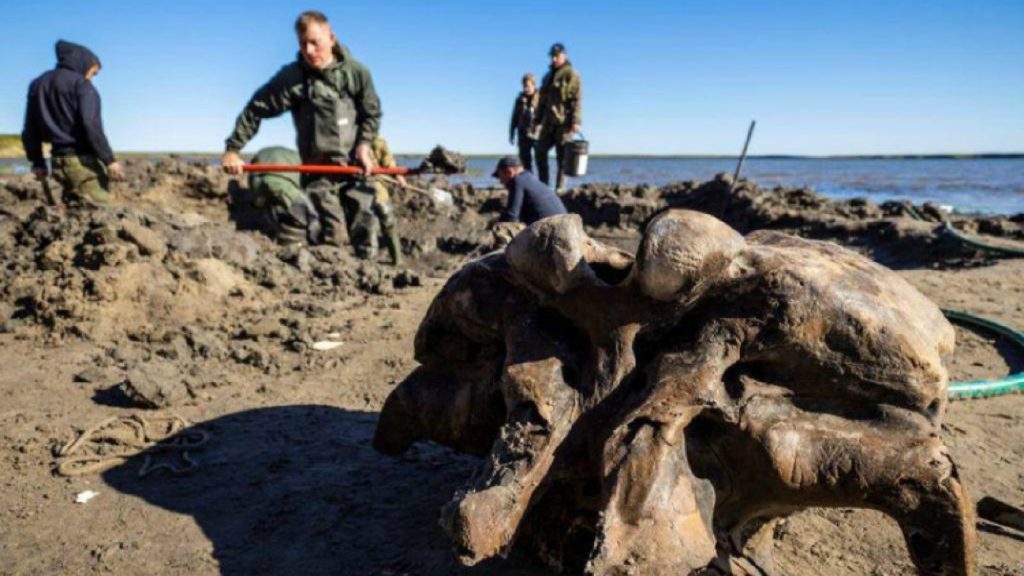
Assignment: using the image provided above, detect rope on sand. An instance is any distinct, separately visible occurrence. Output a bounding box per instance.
[944,309,1024,400]
[56,413,209,477]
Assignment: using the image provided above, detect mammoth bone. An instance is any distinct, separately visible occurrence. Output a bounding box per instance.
[374,210,975,575]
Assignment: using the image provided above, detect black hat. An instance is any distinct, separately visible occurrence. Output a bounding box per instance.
[491,155,522,178]
[549,43,566,56]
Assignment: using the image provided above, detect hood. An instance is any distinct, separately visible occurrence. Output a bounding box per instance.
[55,40,100,75]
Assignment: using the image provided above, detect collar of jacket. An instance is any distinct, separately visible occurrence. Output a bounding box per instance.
[296,43,350,77]
[549,60,573,73]
[520,90,539,103]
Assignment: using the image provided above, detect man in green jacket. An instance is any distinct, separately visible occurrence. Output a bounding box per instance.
[533,43,582,193]
[221,10,383,256]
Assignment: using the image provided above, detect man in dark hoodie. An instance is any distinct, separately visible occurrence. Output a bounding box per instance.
[221,10,384,257]
[22,40,124,206]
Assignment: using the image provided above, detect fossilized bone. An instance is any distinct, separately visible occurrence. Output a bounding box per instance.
[374,210,975,575]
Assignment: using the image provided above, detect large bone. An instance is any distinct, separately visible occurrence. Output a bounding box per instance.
[374,209,975,575]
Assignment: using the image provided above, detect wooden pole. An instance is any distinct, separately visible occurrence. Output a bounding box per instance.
[732,120,756,188]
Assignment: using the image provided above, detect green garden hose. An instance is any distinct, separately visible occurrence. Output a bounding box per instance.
[943,309,1024,399]
[901,204,1024,257]
[940,222,1024,257]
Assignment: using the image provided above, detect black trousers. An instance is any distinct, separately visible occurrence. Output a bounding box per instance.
[517,136,537,173]
[535,132,566,191]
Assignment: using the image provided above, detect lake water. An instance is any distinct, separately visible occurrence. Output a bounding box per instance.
[4,156,1022,215]
[441,157,1024,216]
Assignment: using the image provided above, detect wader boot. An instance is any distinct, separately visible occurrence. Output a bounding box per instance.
[379,210,402,266]
[304,177,350,248]
[372,179,403,265]
[342,182,380,260]
[274,196,320,246]
[51,153,111,206]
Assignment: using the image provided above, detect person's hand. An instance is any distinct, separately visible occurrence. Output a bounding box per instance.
[396,175,408,188]
[221,150,245,176]
[107,161,126,182]
[31,166,48,181]
[354,143,375,177]
[571,123,581,136]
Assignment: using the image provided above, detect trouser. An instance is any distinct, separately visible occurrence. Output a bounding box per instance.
[535,131,567,191]
[303,175,380,259]
[372,180,403,265]
[517,136,537,173]
[51,153,111,205]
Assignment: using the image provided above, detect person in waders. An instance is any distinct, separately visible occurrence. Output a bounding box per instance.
[533,43,582,193]
[221,10,383,258]
[246,146,321,246]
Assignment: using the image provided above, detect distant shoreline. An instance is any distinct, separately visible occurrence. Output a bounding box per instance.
[2,132,1021,160]
[3,153,1024,161]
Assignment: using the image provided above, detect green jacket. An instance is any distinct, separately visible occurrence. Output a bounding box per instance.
[225,43,381,163]
[248,146,303,208]
[536,62,582,134]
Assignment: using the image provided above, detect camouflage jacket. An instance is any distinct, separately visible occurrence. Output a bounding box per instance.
[371,135,396,168]
[536,62,582,133]
[225,43,381,163]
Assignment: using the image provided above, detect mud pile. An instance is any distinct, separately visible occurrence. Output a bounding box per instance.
[0,160,445,407]
[562,173,1024,267]
[2,161,1021,408]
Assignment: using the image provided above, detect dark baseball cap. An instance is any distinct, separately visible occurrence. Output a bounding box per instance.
[549,43,566,56]
[491,155,521,177]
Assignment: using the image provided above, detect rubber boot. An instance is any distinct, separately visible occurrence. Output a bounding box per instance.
[383,225,403,266]
[375,199,403,266]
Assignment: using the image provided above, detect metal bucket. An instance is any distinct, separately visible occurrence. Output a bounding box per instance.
[564,136,589,177]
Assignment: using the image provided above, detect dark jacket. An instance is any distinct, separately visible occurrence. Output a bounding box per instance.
[501,171,567,224]
[22,40,115,170]
[225,43,381,163]
[509,90,539,143]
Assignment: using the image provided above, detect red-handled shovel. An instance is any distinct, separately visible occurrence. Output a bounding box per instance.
[242,164,454,205]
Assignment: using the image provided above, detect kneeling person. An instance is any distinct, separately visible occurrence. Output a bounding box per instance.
[492,155,567,225]
[248,147,321,246]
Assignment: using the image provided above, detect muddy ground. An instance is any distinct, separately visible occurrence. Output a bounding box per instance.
[0,160,1022,575]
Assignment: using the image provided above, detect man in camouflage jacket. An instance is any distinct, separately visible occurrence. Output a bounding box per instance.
[533,43,582,193]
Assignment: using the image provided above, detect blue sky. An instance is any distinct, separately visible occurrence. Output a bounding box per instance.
[1,1,1022,155]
